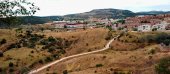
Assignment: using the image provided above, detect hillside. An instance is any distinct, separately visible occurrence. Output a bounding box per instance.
[20,16,63,24]
[0,16,63,28]
[64,9,136,19]
[37,32,170,74]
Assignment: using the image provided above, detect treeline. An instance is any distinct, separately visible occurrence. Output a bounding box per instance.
[0,16,63,28]
[19,16,63,24]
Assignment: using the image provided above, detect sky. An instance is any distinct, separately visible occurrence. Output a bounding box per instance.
[28,0,170,16]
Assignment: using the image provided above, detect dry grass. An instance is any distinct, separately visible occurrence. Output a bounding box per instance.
[37,31,170,74]
[0,28,111,73]
[41,28,109,56]
[0,47,50,69]
[0,29,17,42]
[39,44,170,74]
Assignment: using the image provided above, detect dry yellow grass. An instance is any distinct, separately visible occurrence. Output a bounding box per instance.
[37,31,170,74]
[0,47,50,69]
[0,29,17,42]
[41,28,109,56]
[39,44,170,74]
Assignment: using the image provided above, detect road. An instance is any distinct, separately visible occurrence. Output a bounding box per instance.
[28,35,119,74]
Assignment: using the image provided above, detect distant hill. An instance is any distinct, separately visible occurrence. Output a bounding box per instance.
[1,8,170,27]
[19,16,63,24]
[136,11,170,15]
[0,16,63,27]
[64,9,136,19]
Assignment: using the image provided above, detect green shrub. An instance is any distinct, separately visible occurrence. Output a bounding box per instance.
[48,46,57,52]
[45,57,53,62]
[20,67,30,74]
[96,64,103,67]
[152,28,157,31]
[155,56,170,74]
[63,70,68,74]
[9,62,14,67]
[9,68,14,72]
[0,39,6,45]
[105,31,113,40]
[148,49,156,55]
[132,28,138,31]
[0,51,3,57]
[0,68,2,72]
[38,60,43,64]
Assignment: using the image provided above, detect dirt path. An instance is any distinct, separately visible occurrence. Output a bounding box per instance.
[28,35,120,74]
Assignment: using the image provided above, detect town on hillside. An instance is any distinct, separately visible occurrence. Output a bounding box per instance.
[51,14,170,32]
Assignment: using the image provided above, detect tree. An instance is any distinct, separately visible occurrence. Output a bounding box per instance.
[0,0,39,26]
[0,0,39,17]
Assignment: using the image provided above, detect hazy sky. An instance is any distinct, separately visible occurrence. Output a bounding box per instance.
[28,0,170,16]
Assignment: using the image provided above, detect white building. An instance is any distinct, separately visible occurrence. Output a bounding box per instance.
[66,24,85,29]
[152,21,168,31]
[53,21,66,29]
[138,24,151,32]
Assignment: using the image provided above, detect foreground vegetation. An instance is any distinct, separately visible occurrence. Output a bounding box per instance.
[0,29,74,73]
[0,28,110,73]
[39,31,170,74]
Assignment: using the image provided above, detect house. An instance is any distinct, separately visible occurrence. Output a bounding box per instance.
[66,24,85,29]
[138,24,151,32]
[152,22,168,31]
[52,21,67,29]
[87,23,96,27]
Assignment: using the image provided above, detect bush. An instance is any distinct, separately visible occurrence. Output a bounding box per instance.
[0,51,3,57]
[20,67,30,74]
[48,36,56,42]
[48,46,57,52]
[9,68,14,72]
[105,31,112,40]
[0,68,2,72]
[132,28,138,31]
[162,39,170,46]
[148,49,156,55]
[45,57,53,62]
[27,43,35,48]
[155,56,170,74]
[9,62,14,67]
[96,64,103,67]
[60,49,66,54]
[38,60,43,64]
[52,54,59,59]
[0,39,6,45]
[152,28,157,31]
[63,70,68,74]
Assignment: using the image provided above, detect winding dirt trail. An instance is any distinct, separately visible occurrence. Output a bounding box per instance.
[28,35,119,74]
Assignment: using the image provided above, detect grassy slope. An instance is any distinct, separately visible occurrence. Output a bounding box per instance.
[38,32,170,74]
[42,28,109,56]
[0,28,110,73]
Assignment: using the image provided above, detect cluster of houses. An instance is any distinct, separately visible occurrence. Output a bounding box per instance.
[52,21,85,29]
[52,14,170,32]
[111,14,170,32]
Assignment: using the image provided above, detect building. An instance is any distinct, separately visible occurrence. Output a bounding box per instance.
[52,21,67,29]
[138,24,151,32]
[152,22,168,31]
[66,24,85,29]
